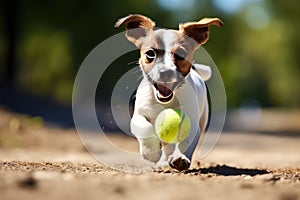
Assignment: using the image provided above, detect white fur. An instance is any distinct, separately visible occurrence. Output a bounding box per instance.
[193,63,212,81]
[162,31,177,71]
[116,14,216,170]
[162,31,177,52]
[131,67,209,167]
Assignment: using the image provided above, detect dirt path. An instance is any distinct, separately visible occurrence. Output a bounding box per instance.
[0,160,299,200]
[0,109,299,200]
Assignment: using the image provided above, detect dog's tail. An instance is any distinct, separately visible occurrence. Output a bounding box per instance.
[192,64,212,81]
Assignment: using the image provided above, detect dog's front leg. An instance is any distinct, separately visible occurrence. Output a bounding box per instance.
[131,114,162,163]
[168,127,200,171]
[168,104,208,171]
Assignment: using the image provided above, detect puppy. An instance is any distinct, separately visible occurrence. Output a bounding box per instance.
[115,14,222,171]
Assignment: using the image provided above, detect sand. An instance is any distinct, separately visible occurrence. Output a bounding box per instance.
[0,108,299,200]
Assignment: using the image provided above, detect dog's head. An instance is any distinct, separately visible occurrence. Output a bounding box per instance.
[115,14,223,103]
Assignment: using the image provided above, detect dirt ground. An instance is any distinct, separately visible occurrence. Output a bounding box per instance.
[0,108,299,200]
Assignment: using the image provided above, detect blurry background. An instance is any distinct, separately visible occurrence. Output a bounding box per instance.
[0,0,299,129]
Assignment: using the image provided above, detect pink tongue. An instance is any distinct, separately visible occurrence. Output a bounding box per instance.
[157,84,173,98]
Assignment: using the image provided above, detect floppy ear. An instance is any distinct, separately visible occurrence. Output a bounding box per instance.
[179,18,223,48]
[114,14,156,48]
[193,63,212,81]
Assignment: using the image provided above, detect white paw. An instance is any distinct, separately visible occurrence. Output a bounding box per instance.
[156,160,169,168]
[138,136,162,163]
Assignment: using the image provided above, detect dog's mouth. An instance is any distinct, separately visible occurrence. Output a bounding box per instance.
[153,82,177,103]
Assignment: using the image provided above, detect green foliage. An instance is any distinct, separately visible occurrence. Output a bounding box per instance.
[0,0,299,108]
[18,28,73,104]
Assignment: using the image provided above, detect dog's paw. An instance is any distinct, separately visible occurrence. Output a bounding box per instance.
[168,154,191,171]
[138,137,162,163]
[142,150,162,163]
[156,159,169,168]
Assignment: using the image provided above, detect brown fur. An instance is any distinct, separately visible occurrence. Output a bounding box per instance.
[115,15,223,76]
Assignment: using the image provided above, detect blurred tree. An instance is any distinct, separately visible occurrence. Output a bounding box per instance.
[3,0,19,85]
[18,29,73,104]
[0,0,299,108]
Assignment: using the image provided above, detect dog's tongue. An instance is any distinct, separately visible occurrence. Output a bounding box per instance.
[157,83,173,98]
[154,82,176,102]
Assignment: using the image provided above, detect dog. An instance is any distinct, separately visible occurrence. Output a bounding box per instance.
[115,14,222,171]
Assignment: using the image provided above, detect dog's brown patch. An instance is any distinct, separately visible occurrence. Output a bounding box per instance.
[139,30,195,76]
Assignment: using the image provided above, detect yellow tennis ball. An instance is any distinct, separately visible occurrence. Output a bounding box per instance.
[155,108,191,144]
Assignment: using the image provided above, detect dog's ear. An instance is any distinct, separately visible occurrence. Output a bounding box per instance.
[115,14,155,48]
[179,18,223,48]
[193,64,212,81]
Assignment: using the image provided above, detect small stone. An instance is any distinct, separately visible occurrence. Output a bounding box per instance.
[18,176,37,189]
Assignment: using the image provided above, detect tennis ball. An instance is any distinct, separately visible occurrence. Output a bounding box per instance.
[155,108,191,144]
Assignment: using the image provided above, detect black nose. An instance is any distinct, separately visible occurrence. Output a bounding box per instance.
[159,69,174,81]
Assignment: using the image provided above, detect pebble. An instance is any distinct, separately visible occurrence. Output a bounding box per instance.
[18,176,37,189]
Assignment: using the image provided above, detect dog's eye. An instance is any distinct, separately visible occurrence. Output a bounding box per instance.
[174,49,187,61]
[145,49,156,63]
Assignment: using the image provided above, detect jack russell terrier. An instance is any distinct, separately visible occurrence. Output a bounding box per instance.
[115,14,223,171]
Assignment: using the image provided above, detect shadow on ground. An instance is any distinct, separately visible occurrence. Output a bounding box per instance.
[158,165,269,176]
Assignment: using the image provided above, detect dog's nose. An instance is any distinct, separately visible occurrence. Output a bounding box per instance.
[159,69,174,81]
